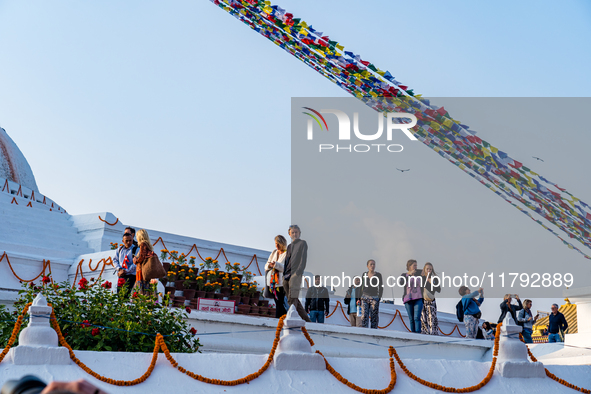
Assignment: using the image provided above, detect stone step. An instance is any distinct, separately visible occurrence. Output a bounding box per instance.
[0,229,89,250]
[0,214,79,235]
[0,240,91,260]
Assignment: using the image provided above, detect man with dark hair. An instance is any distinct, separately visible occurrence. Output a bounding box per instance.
[282,225,311,322]
[548,303,568,343]
[113,227,138,292]
[305,275,330,323]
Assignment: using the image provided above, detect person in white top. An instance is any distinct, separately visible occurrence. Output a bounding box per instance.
[264,235,287,318]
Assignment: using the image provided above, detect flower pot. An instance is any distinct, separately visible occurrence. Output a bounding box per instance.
[259,306,268,315]
[189,281,199,290]
[228,295,241,303]
[253,291,261,300]
[174,296,186,303]
[205,292,215,299]
[237,305,251,314]
[213,293,224,300]
[267,308,275,316]
[183,289,196,300]
[259,300,269,307]
[249,306,259,315]
[165,286,176,295]
[175,281,185,291]
[190,300,198,309]
[249,297,259,306]
[195,290,206,299]
[162,262,171,272]
[240,296,251,305]
[220,287,231,296]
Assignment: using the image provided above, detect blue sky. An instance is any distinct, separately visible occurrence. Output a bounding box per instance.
[1,0,590,316]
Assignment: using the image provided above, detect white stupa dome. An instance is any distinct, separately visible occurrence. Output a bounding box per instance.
[0,127,38,192]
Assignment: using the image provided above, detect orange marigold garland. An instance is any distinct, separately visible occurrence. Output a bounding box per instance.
[0,302,31,363]
[391,323,502,393]
[316,347,396,394]
[163,315,287,385]
[49,307,160,386]
[520,333,590,393]
[301,326,314,346]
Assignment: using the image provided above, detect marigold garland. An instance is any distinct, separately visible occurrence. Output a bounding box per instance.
[49,308,160,386]
[316,347,397,394]
[98,215,119,226]
[391,322,502,392]
[520,333,590,393]
[163,315,287,385]
[0,302,31,363]
[0,252,52,283]
[301,326,314,346]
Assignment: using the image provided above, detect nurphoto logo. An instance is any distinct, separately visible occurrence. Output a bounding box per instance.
[302,107,418,153]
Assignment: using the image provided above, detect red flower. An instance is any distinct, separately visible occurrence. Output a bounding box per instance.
[42,276,51,284]
[185,307,192,314]
[132,292,138,298]
[101,281,112,289]
[91,328,99,336]
[81,320,91,328]
[29,282,35,288]
[78,277,88,289]
[190,327,197,335]
[117,278,126,287]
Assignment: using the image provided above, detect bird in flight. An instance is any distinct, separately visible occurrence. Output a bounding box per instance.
[396,168,410,172]
[532,156,544,162]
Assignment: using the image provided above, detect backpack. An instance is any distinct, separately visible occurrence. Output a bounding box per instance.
[456,299,465,322]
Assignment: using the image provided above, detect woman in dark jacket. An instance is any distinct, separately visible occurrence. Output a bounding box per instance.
[344,276,362,327]
[497,294,523,324]
[359,260,383,329]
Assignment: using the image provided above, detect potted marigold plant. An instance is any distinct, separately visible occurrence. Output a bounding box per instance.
[160,249,171,272]
[239,283,250,305]
[203,257,214,270]
[195,275,206,299]
[204,282,215,299]
[182,275,196,301]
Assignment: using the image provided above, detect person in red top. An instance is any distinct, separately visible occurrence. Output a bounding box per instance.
[133,229,156,295]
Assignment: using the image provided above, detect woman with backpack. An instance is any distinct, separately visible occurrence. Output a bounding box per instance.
[458,286,484,339]
[420,262,441,335]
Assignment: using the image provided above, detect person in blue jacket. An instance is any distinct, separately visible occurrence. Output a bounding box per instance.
[459,286,484,339]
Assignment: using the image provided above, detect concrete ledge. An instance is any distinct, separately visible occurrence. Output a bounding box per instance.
[188,310,492,360]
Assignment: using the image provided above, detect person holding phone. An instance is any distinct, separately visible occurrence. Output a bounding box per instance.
[517,299,538,343]
[497,294,523,324]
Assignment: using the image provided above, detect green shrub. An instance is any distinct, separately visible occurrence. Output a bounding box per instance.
[2,278,200,353]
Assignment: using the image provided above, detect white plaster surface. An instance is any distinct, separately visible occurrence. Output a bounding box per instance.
[0,350,588,393]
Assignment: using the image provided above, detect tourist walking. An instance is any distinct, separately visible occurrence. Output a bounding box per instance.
[305,275,330,323]
[399,259,424,333]
[497,294,523,324]
[517,299,539,343]
[459,286,484,339]
[344,276,362,327]
[547,303,568,343]
[264,235,287,318]
[282,225,311,322]
[359,259,383,329]
[132,229,156,295]
[420,262,441,335]
[113,227,138,293]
